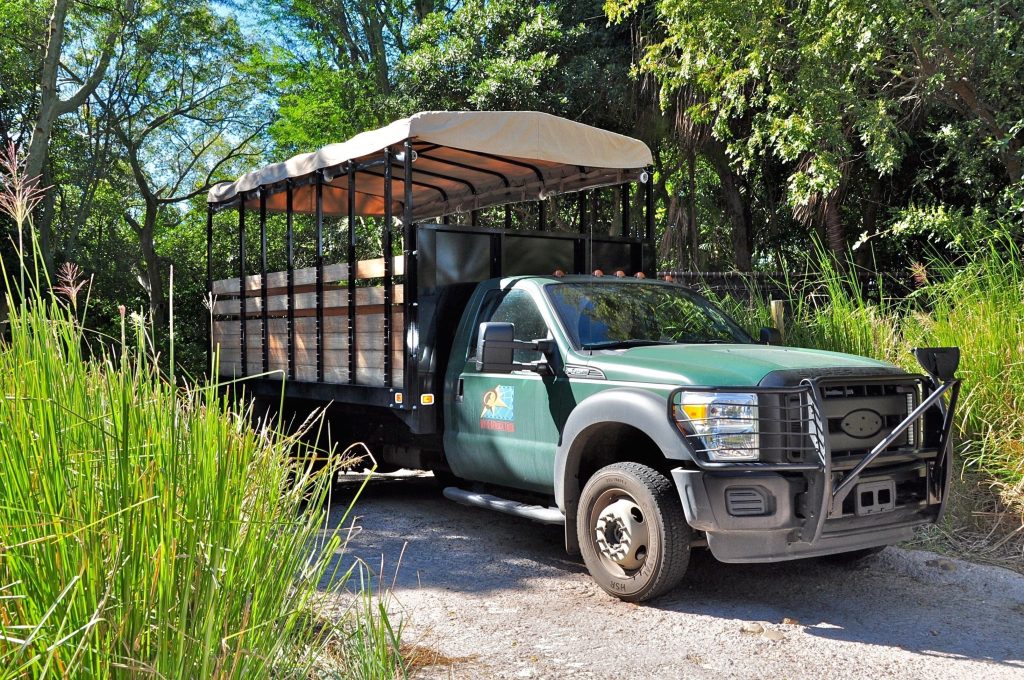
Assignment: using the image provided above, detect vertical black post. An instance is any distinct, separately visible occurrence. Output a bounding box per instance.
[621,184,631,237]
[471,209,480,227]
[347,165,357,385]
[538,199,546,231]
[579,191,591,273]
[206,206,213,377]
[259,190,269,374]
[238,199,247,377]
[315,171,325,383]
[504,204,512,230]
[286,182,295,380]
[402,139,418,408]
[442,214,451,225]
[382,147,394,388]
[644,169,655,275]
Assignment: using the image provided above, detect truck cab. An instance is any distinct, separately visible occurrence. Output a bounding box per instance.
[206,111,960,601]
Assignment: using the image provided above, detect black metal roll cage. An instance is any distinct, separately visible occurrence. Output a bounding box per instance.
[206,138,656,431]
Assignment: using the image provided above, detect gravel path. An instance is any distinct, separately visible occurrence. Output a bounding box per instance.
[322,472,1024,679]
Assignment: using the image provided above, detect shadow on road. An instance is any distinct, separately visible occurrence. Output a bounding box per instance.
[323,472,1024,669]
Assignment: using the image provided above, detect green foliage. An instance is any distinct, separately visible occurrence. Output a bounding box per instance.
[904,242,1024,497]
[703,239,1024,507]
[0,165,406,677]
[396,0,637,131]
[608,0,1024,258]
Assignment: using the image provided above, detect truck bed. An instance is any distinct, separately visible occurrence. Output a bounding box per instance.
[211,255,405,386]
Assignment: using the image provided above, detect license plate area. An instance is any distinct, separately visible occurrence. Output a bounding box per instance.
[855,479,896,516]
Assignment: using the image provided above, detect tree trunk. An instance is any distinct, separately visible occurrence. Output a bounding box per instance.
[855,177,882,268]
[686,151,700,270]
[126,204,165,332]
[823,197,846,261]
[139,208,165,331]
[24,0,127,276]
[705,141,753,271]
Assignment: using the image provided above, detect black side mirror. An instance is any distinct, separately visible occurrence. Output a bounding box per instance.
[760,326,783,345]
[913,347,960,383]
[476,322,553,373]
[476,322,516,373]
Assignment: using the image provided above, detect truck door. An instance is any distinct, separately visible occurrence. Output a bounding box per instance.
[445,286,561,494]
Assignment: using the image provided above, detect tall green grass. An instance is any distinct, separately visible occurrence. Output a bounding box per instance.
[702,244,1024,510]
[0,150,406,677]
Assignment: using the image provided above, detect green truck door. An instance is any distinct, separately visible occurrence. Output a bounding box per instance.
[448,287,561,494]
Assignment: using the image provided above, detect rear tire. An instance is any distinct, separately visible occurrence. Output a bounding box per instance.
[577,462,691,602]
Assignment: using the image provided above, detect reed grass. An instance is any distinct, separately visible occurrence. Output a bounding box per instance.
[0,146,406,678]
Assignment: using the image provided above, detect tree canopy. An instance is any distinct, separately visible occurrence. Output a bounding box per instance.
[1,0,1022,373]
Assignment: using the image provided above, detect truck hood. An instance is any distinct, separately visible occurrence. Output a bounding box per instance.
[585,344,898,387]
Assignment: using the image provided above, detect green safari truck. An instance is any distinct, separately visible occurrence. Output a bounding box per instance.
[207,111,961,601]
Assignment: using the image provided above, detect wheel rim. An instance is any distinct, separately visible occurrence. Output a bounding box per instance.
[591,490,650,574]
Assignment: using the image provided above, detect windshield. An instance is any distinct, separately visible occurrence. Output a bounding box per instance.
[545,282,752,350]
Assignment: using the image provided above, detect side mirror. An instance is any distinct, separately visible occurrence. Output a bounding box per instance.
[476,322,554,373]
[760,326,783,345]
[476,322,515,373]
[913,347,960,383]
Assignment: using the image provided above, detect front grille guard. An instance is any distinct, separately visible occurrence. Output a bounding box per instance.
[668,362,960,543]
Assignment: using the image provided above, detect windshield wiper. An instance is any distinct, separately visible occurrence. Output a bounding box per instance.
[582,339,676,350]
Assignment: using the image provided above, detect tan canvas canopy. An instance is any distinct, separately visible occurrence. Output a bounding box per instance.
[207,110,653,220]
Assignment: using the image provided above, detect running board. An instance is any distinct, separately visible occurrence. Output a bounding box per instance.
[442,487,565,525]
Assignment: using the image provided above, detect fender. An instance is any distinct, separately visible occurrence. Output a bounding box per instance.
[555,387,694,553]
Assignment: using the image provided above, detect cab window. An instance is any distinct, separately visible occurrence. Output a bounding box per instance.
[470,287,549,363]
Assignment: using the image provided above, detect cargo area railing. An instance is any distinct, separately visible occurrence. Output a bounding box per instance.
[207,135,655,427]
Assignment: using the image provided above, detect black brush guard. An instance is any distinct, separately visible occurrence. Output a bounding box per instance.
[668,348,961,546]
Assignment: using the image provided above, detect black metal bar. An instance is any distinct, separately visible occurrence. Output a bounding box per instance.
[260,191,269,374]
[402,139,418,407]
[831,381,955,506]
[383,148,394,388]
[644,171,654,243]
[538,200,546,231]
[347,165,357,385]
[359,168,449,201]
[411,143,442,154]
[621,184,630,237]
[406,165,479,194]
[644,171,655,275]
[238,200,247,377]
[315,172,324,383]
[205,206,213,377]
[416,151,511,187]
[504,204,512,230]
[471,210,480,227]
[490,232,502,277]
[458,148,545,182]
[578,192,588,233]
[286,183,295,380]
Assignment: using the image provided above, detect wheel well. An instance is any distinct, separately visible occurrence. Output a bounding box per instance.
[574,423,672,492]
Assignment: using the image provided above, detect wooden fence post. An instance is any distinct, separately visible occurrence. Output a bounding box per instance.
[770,299,787,340]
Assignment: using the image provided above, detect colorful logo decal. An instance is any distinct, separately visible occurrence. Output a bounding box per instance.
[480,385,515,432]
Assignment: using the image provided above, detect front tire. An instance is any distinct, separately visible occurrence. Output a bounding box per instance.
[577,462,692,602]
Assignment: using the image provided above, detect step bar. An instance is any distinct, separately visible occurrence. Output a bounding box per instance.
[443,487,565,525]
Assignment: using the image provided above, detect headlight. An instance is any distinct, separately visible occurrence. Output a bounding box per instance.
[673,392,759,462]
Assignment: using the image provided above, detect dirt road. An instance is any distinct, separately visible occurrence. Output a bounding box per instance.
[322,472,1024,679]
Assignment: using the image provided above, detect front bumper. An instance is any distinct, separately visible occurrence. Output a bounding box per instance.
[673,467,931,562]
[668,370,960,563]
